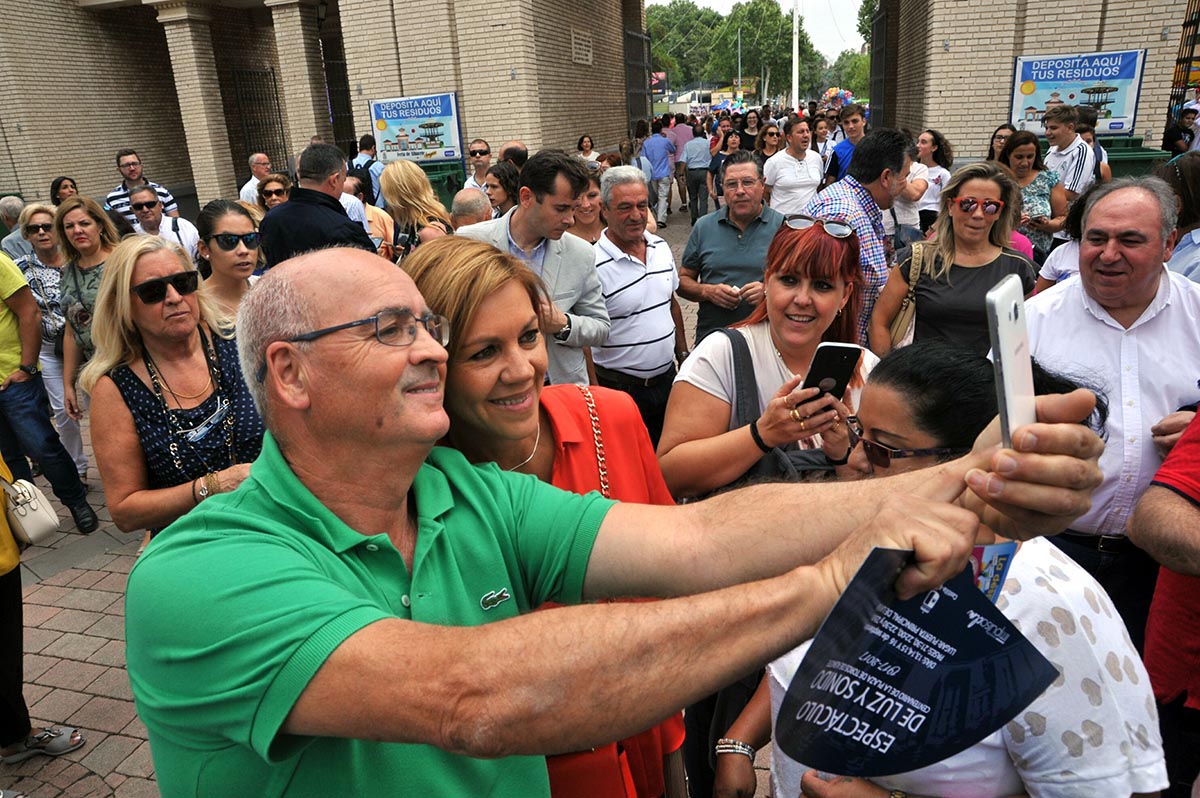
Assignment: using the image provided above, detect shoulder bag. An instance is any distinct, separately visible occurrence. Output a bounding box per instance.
[0,464,59,547]
[888,241,927,349]
[715,329,834,485]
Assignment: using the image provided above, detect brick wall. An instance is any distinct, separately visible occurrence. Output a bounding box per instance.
[0,2,188,205]
[887,0,1187,161]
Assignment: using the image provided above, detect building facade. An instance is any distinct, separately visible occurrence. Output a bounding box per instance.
[874,0,1186,157]
[0,0,648,213]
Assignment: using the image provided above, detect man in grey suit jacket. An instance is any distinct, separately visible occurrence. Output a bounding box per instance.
[457,151,609,386]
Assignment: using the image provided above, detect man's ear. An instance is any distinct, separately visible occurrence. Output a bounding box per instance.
[265,342,313,412]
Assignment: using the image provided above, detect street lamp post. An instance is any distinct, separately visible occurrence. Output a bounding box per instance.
[791,0,799,110]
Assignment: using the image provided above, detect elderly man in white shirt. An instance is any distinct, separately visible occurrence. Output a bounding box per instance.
[1025,176,1200,652]
[239,153,272,204]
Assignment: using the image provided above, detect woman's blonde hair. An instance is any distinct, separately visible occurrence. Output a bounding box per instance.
[402,237,545,363]
[17,203,55,234]
[380,160,451,234]
[54,196,120,264]
[79,235,231,393]
[930,161,1021,280]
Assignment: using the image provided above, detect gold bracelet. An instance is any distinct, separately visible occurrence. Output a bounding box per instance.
[203,471,220,499]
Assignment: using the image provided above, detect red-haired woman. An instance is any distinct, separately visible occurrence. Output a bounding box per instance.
[658,219,874,499]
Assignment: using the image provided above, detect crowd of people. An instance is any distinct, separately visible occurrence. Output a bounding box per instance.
[0,95,1195,798]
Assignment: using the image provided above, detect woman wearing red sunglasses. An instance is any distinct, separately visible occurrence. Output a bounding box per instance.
[869,161,1036,357]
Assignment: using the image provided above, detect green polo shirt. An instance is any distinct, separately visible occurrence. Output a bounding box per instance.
[681,204,785,342]
[126,433,615,798]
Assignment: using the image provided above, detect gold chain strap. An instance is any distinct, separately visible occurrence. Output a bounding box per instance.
[577,385,610,498]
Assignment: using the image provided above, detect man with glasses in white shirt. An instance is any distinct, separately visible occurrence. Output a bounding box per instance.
[1025,176,1200,653]
[240,153,273,204]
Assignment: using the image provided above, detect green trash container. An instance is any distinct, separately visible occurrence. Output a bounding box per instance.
[418,162,464,210]
[1104,136,1171,178]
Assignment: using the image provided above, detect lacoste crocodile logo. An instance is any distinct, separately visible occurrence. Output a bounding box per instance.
[480,588,512,611]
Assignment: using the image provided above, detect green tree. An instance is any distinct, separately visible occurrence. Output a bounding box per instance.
[703,0,824,102]
[645,1,725,87]
[857,0,879,41]
[828,49,870,100]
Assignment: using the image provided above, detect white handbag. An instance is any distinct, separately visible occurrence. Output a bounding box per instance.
[3,478,60,546]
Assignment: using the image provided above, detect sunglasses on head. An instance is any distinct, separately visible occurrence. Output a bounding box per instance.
[131,271,199,304]
[784,215,855,239]
[954,197,1005,216]
[24,223,53,234]
[847,416,969,469]
[469,149,490,157]
[131,199,159,212]
[261,188,288,198]
[207,232,261,251]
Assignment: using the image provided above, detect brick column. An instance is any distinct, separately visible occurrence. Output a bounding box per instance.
[148,0,238,203]
[265,0,333,156]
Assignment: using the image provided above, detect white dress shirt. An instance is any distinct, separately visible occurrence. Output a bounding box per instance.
[1025,269,1200,536]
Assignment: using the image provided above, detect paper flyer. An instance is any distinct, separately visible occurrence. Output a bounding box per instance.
[775,548,1055,777]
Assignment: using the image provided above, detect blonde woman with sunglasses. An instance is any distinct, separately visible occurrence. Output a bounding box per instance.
[79,235,263,540]
[868,161,1035,358]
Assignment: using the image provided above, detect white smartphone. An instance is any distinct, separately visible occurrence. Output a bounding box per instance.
[986,274,1037,448]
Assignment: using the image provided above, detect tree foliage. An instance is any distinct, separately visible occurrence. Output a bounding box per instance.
[646,0,825,101]
[857,0,879,41]
[828,49,870,99]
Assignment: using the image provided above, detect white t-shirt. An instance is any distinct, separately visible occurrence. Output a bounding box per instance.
[1038,240,1079,283]
[769,537,1168,798]
[134,217,200,263]
[239,176,260,205]
[764,149,824,216]
[883,160,928,233]
[674,321,877,437]
[918,164,951,214]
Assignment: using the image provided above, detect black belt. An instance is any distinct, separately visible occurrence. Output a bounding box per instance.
[595,365,675,388]
[1058,530,1133,554]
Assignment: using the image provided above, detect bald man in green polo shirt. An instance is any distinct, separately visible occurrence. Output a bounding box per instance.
[125,247,1104,798]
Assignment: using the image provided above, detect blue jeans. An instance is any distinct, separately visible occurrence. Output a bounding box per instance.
[0,374,86,507]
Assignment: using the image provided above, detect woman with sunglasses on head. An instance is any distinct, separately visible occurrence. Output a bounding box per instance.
[869,161,1035,358]
[195,199,259,316]
[79,235,264,540]
[985,122,1016,161]
[13,204,88,482]
[711,341,1163,798]
[256,172,292,213]
[405,237,687,798]
[752,123,782,171]
[659,219,870,500]
[998,130,1068,265]
[50,176,79,207]
[55,196,120,424]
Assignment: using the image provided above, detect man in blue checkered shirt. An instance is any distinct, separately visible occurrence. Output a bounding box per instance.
[802,129,911,346]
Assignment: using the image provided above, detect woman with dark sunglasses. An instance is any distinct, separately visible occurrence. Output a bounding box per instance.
[256,172,292,212]
[869,161,1035,358]
[752,123,782,171]
[711,341,1157,798]
[195,199,259,315]
[78,235,264,542]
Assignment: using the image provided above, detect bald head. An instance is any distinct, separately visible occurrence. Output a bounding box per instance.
[499,141,528,169]
[450,188,492,229]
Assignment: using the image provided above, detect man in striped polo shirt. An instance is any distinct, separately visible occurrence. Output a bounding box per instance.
[593,166,689,446]
[105,148,179,225]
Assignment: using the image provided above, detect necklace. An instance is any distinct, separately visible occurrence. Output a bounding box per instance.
[506,419,542,472]
[154,366,212,401]
[143,327,238,479]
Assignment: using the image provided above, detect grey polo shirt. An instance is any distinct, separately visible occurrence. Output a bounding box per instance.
[681,204,785,342]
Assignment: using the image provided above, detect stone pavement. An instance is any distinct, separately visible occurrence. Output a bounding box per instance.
[2,203,772,797]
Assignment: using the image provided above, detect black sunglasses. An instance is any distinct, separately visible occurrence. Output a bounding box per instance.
[784,215,855,239]
[207,232,261,251]
[130,271,199,304]
[24,223,53,234]
[847,416,969,469]
[262,188,288,198]
[131,200,159,212]
[469,149,490,157]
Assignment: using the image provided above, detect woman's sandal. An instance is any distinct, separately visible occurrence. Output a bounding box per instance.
[0,727,85,764]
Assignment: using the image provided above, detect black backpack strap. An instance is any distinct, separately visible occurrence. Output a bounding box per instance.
[714,329,758,429]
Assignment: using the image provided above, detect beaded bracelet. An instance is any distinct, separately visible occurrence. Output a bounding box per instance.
[714,737,755,759]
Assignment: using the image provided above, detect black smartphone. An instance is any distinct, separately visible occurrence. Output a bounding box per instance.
[801,342,863,400]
